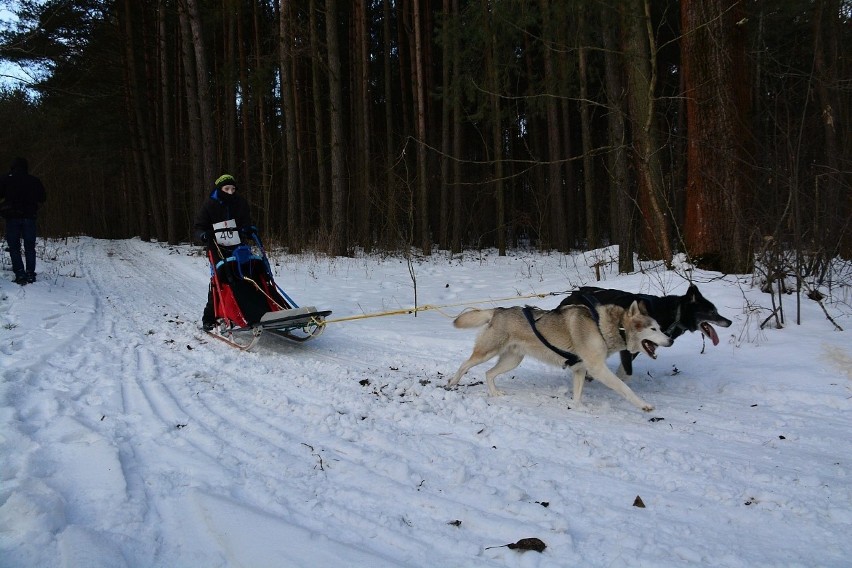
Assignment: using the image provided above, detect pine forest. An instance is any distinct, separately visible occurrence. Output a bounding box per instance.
[0,0,849,275]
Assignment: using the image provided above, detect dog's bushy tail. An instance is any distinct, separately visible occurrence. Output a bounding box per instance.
[453,308,494,329]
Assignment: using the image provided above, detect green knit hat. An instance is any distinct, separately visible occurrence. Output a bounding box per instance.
[215,174,236,189]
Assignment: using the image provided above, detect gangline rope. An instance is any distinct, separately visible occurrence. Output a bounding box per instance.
[320,290,571,325]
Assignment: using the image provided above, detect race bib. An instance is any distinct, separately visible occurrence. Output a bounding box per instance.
[212,219,241,247]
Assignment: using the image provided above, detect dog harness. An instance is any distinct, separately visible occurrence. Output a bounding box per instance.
[664,304,686,338]
[521,306,582,368]
[577,294,627,344]
[523,294,636,369]
[636,293,684,339]
[577,293,633,375]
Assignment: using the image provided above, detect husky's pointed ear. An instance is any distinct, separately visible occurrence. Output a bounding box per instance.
[628,300,641,316]
[687,284,701,302]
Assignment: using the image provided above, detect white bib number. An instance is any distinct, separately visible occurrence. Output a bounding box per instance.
[213,219,241,247]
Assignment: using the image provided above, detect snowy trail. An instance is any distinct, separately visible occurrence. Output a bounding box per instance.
[1,237,850,567]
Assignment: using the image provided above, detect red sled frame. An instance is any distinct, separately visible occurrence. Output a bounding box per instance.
[206,235,331,350]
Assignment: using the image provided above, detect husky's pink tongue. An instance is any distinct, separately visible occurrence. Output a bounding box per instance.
[701,322,720,345]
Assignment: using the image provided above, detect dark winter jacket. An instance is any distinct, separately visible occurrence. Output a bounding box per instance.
[193,187,253,258]
[0,158,46,219]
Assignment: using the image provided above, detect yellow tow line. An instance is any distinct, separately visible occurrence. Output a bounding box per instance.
[321,290,569,325]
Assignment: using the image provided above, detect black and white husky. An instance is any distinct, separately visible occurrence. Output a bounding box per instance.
[559,284,732,377]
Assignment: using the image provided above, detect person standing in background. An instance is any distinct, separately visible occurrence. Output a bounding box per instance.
[0,157,47,285]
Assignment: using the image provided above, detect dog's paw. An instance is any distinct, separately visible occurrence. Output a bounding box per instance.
[641,404,654,412]
[488,389,506,397]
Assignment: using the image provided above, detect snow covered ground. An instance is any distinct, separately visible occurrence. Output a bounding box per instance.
[1,237,851,568]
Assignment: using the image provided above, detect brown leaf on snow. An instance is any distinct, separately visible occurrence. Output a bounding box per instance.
[507,538,547,552]
[486,538,547,553]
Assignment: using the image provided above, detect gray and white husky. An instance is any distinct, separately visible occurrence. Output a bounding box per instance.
[447,301,671,411]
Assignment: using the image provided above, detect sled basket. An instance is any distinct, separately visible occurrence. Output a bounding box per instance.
[206,236,330,348]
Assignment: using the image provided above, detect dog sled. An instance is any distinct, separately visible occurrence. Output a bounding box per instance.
[205,228,331,351]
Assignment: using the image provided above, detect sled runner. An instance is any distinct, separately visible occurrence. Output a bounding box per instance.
[205,230,331,350]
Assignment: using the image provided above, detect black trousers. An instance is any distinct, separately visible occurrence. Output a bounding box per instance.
[202,285,216,324]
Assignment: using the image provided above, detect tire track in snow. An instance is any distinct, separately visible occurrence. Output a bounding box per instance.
[68,240,457,558]
[74,240,852,565]
[54,238,263,562]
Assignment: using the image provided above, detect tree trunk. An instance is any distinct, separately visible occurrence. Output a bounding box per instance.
[177,0,205,205]
[158,0,177,244]
[183,0,216,190]
[438,1,451,250]
[412,0,430,254]
[252,2,272,235]
[309,0,329,230]
[601,5,633,273]
[325,0,347,256]
[236,1,253,193]
[577,5,597,249]
[482,0,505,255]
[294,67,307,233]
[811,0,846,258]
[122,0,162,241]
[682,0,753,273]
[450,0,463,254]
[538,0,567,251]
[621,0,671,264]
[354,0,371,251]
[223,2,238,178]
[382,0,397,248]
[555,9,576,249]
[279,0,300,250]
[397,2,413,158]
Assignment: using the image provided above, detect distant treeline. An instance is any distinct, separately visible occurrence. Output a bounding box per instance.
[0,0,849,273]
